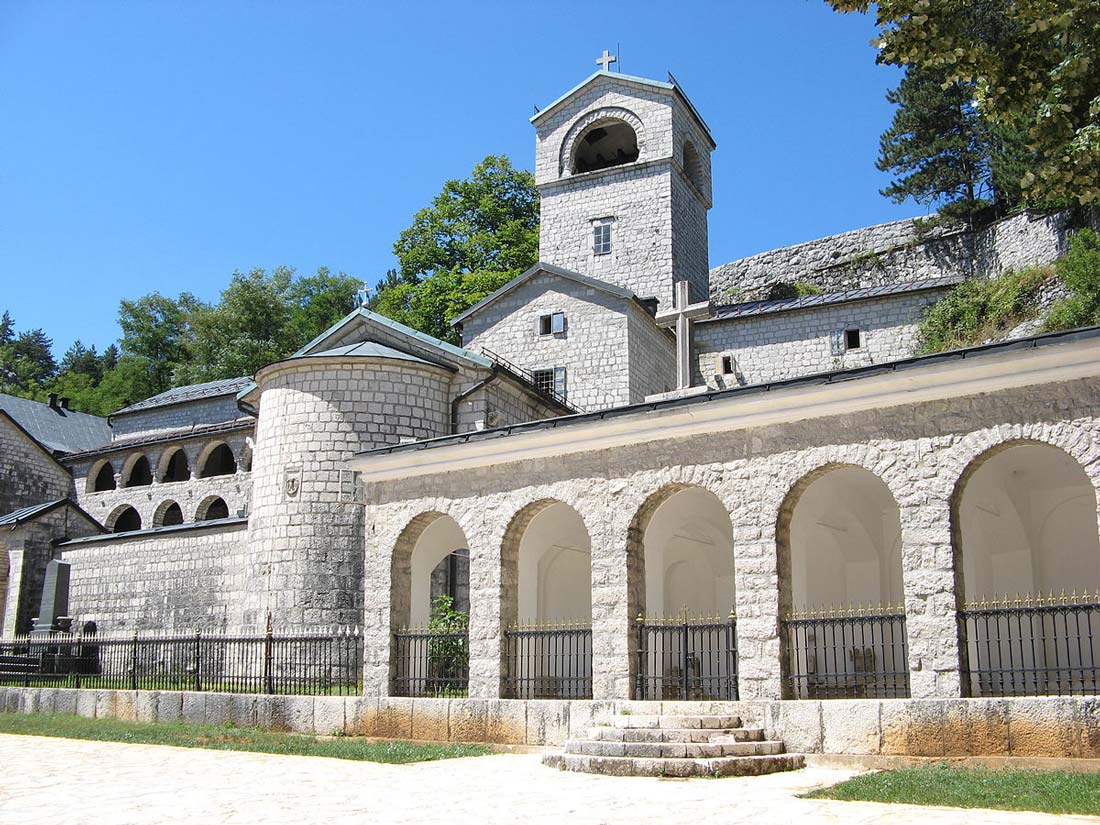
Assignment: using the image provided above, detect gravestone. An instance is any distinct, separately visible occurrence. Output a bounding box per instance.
[32,559,71,635]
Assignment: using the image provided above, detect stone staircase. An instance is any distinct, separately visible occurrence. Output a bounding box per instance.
[542,713,804,778]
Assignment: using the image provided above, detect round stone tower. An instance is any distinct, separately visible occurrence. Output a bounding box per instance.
[240,344,453,629]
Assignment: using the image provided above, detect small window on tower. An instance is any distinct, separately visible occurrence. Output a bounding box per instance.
[593,222,612,255]
[720,355,734,375]
[845,328,862,350]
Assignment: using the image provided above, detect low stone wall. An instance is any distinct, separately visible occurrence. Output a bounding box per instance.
[3,687,1099,758]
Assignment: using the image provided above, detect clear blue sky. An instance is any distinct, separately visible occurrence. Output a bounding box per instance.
[0,1,922,357]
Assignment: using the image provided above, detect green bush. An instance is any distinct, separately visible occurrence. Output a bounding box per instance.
[765,280,823,301]
[918,266,1052,353]
[1045,228,1100,330]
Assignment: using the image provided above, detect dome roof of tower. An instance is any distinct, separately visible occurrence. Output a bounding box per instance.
[302,341,440,365]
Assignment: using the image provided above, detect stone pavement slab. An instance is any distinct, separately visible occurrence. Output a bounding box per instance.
[0,734,1095,825]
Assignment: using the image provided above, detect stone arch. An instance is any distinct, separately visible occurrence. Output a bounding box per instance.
[198,441,236,478]
[87,459,116,493]
[775,462,909,699]
[499,498,593,698]
[157,447,191,483]
[152,500,184,528]
[121,454,152,488]
[106,504,141,533]
[195,495,230,521]
[559,106,647,177]
[951,438,1100,696]
[682,140,703,191]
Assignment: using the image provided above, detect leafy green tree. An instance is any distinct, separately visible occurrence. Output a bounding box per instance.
[825,0,1100,205]
[1046,229,1100,328]
[0,323,56,395]
[118,292,201,394]
[286,267,362,346]
[376,155,539,342]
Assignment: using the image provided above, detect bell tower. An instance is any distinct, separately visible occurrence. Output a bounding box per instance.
[532,55,715,307]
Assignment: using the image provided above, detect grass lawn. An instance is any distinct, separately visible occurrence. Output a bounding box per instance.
[802,763,1100,816]
[0,712,490,764]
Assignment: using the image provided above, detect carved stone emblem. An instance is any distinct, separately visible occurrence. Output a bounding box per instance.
[283,465,302,499]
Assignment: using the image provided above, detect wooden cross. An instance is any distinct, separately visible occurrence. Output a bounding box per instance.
[655,280,712,390]
[596,50,617,72]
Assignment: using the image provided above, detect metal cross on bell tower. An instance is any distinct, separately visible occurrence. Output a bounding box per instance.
[596,49,617,72]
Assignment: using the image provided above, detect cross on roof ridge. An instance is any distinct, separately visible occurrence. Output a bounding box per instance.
[596,49,617,72]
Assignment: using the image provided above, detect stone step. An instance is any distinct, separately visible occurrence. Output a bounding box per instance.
[542,752,805,778]
[610,714,741,730]
[589,726,765,743]
[565,740,786,759]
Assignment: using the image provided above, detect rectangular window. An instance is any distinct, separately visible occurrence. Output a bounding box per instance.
[720,355,734,375]
[593,222,612,255]
[845,328,862,350]
[532,367,567,400]
[538,312,566,336]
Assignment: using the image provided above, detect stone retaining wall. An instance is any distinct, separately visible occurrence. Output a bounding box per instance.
[2,688,1098,758]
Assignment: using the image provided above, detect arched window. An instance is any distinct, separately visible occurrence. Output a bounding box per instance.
[682,141,703,190]
[153,500,184,528]
[572,120,639,174]
[108,505,142,533]
[90,461,116,493]
[200,444,236,478]
[196,496,230,521]
[160,448,190,483]
[124,455,152,488]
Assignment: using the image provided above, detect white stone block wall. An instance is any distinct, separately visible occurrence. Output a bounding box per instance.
[710,209,1100,304]
[363,375,1100,703]
[244,358,452,630]
[693,288,951,388]
[0,415,71,516]
[57,520,252,631]
[461,273,635,411]
[627,303,676,400]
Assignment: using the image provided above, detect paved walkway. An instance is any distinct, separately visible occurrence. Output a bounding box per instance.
[0,734,1095,825]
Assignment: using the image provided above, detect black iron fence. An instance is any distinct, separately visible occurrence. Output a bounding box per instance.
[503,623,592,699]
[783,605,910,699]
[959,593,1100,697]
[634,612,738,701]
[392,627,468,698]
[0,622,362,695]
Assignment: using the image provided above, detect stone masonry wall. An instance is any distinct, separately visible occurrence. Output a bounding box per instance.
[68,430,253,531]
[461,272,635,411]
[0,415,71,516]
[709,209,1100,304]
[111,396,243,438]
[56,520,250,631]
[244,358,453,630]
[693,287,951,388]
[534,75,711,307]
[362,375,1100,705]
[627,301,676,400]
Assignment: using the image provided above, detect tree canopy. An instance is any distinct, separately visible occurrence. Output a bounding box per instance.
[368,155,539,342]
[826,0,1100,206]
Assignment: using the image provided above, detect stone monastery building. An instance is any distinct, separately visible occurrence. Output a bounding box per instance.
[4,58,1100,760]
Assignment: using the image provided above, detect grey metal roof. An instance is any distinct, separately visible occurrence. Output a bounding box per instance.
[112,376,254,417]
[451,263,638,326]
[59,417,254,462]
[57,515,248,546]
[354,324,1100,460]
[0,393,111,454]
[702,277,964,324]
[0,498,102,532]
[305,341,439,366]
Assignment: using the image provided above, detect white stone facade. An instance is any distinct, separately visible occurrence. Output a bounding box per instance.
[693,287,952,388]
[534,74,713,306]
[460,271,675,410]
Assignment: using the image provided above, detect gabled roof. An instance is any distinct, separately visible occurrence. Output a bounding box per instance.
[531,70,715,149]
[0,498,103,533]
[450,263,639,326]
[0,393,111,454]
[702,277,963,324]
[112,377,253,417]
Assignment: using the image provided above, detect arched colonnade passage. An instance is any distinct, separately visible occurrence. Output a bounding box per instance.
[368,427,1100,703]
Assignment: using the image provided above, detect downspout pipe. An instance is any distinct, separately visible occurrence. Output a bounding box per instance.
[450,367,502,434]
